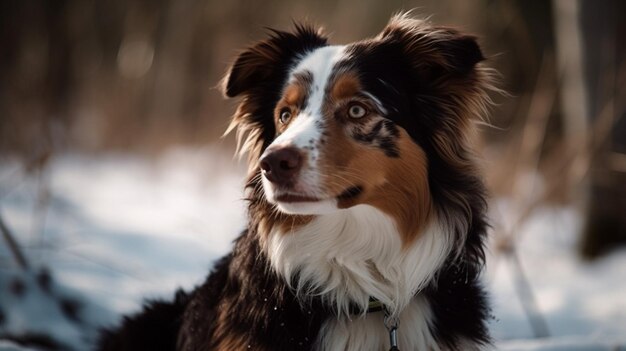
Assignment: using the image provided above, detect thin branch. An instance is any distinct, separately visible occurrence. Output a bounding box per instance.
[508,250,550,338]
[0,212,30,270]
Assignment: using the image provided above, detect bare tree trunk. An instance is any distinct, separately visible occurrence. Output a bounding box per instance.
[578,0,626,258]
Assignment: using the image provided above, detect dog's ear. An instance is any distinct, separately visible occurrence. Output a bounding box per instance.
[222,24,328,170]
[433,31,483,75]
[379,16,484,77]
[222,24,328,98]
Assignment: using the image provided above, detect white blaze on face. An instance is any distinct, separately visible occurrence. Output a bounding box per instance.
[271,45,347,153]
[263,45,347,215]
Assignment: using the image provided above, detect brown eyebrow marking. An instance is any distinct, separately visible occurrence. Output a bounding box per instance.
[328,71,362,102]
[282,70,314,109]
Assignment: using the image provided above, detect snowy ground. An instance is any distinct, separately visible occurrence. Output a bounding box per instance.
[1,148,625,350]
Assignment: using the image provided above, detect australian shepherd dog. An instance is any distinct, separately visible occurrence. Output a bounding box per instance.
[98,13,495,351]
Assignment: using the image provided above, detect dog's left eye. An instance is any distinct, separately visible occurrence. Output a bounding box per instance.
[279,109,292,124]
[348,103,368,119]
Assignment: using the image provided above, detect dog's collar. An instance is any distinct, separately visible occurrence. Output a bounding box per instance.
[354,298,400,351]
[366,297,384,313]
[348,297,385,314]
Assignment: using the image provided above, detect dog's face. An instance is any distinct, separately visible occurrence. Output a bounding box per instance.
[258,44,430,218]
[223,16,489,241]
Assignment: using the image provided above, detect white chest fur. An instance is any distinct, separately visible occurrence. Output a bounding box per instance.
[267,204,453,349]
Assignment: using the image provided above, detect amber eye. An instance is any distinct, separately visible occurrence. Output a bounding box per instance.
[279,109,292,124]
[348,103,368,119]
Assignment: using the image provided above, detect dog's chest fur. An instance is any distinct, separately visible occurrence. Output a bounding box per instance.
[266,204,449,350]
[174,205,461,351]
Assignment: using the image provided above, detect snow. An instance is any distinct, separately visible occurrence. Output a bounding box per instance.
[499,335,626,351]
[0,268,111,350]
[487,203,626,349]
[1,147,625,350]
[0,341,38,351]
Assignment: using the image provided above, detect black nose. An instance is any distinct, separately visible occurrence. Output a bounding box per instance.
[260,146,303,185]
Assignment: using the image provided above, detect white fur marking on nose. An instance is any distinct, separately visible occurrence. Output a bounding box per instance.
[273,45,347,154]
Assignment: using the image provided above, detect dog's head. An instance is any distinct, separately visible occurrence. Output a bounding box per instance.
[223,14,492,244]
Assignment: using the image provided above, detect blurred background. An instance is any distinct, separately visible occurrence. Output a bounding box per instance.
[1,0,625,350]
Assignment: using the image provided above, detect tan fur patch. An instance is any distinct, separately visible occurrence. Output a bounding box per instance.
[319,114,432,245]
[316,71,433,244]
[283,84,304,106]
[283,71,312,106]
[273,71,313,132]
[330,72,362,101]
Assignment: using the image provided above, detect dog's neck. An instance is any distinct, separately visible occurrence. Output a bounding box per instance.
[265,204,452,318]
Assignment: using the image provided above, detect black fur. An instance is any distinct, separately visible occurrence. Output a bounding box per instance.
[178,232,333,351]
[97,290,190,351]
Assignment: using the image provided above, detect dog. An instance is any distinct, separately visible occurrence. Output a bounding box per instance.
[98,13,494,351]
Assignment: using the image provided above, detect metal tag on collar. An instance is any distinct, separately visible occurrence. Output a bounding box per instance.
[384,310,400,351]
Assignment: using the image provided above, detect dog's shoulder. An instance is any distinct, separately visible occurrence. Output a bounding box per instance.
[96,289,191,351]
[96,253,233,351]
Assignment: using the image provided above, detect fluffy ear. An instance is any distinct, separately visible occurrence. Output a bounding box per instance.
[222,24,328,98]
[435,31,484,75]
[379,15,484,76]
[222,24,328,172]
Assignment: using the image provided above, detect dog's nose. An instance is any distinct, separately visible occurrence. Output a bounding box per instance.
[260,146,303,185]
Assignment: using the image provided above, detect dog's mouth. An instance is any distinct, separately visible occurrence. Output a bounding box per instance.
[336,186,363,201]
[274,185,363,204]
[275,193,321,203]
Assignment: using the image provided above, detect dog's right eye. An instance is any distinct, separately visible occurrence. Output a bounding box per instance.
[279,109,292,124]
[347,103,368,119]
